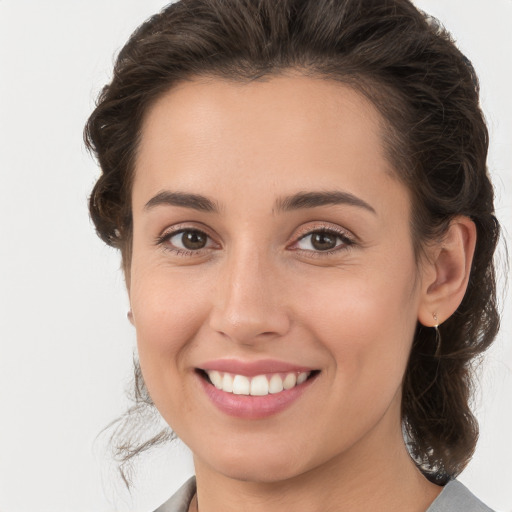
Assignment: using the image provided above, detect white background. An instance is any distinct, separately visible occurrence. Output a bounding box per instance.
[0,1,510,511]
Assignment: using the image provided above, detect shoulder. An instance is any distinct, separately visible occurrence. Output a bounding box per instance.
[154,476,197,512]
[426,480,494,512]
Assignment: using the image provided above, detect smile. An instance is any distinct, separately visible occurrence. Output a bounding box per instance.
[196,363,320,419]
[203,370,312,396]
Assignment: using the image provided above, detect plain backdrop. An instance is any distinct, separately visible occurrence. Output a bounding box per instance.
[0,1,510,511]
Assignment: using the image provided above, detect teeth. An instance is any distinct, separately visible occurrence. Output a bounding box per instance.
[283,373,297,390]
[204,370,312,396]
[250,375,269,396]
[297,372,309,384]
[269,374,284,394]
[222,373,233,393]
[232,375,250,395]
[209,370,223,389]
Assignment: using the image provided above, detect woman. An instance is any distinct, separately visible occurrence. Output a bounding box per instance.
[85,0,500,510]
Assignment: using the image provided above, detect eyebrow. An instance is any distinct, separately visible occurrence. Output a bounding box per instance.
[144,189,376,215]
[144,191,219,212]
[274,191,376,215]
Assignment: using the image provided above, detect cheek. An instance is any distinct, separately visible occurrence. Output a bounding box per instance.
[131,265,208,344]
[129,267,212,396]
[295,261,419,380]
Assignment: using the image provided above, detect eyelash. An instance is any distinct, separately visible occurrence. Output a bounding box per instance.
[155,225,356,258]
[155,227,216,257]
[291,226,355,257]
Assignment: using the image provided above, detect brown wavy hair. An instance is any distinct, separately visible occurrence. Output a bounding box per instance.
[85,0,500,485]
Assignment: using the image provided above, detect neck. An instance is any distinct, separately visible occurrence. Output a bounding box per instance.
[192,407,442,512]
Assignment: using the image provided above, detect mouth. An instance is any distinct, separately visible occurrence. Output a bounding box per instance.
[195,358,321,419]
[196,368,320,397]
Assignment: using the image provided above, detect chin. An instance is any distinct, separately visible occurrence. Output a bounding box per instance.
[197,443,309,484]
[220,461,303,484]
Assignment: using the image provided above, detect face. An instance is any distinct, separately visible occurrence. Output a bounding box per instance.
[129,74,428,483]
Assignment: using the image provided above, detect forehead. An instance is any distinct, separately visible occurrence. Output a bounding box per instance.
[133,74,403,214]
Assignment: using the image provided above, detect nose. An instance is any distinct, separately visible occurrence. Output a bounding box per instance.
[208,247,291,345]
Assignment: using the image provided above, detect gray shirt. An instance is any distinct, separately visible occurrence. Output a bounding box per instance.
[154,476,494,511]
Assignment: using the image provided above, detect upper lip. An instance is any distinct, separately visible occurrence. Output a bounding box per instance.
[198,358,315,376]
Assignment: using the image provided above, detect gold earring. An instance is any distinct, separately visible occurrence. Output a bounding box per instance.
[432,312,441,356]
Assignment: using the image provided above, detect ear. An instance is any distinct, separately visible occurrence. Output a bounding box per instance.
[417,216,477,327]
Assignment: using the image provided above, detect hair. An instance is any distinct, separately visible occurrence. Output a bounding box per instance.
[85,0,500,486]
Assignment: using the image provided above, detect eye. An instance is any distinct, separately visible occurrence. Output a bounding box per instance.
[158,228,216,254]
[294,229,354,253]
[172,230,208,250]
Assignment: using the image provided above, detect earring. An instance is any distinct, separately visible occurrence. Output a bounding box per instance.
[432,312,441,356]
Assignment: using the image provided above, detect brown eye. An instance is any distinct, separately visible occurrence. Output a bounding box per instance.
[165,229,212,252]
[310,232,337,251]
[180,230,208,250]
[295,229,353,253]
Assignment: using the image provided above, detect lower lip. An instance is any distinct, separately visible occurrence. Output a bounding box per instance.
[197,372,317,419]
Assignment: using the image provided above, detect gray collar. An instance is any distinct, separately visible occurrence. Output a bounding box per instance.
[153,477,494,512]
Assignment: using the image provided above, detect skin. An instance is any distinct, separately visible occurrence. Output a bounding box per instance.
[128,74,476,512]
